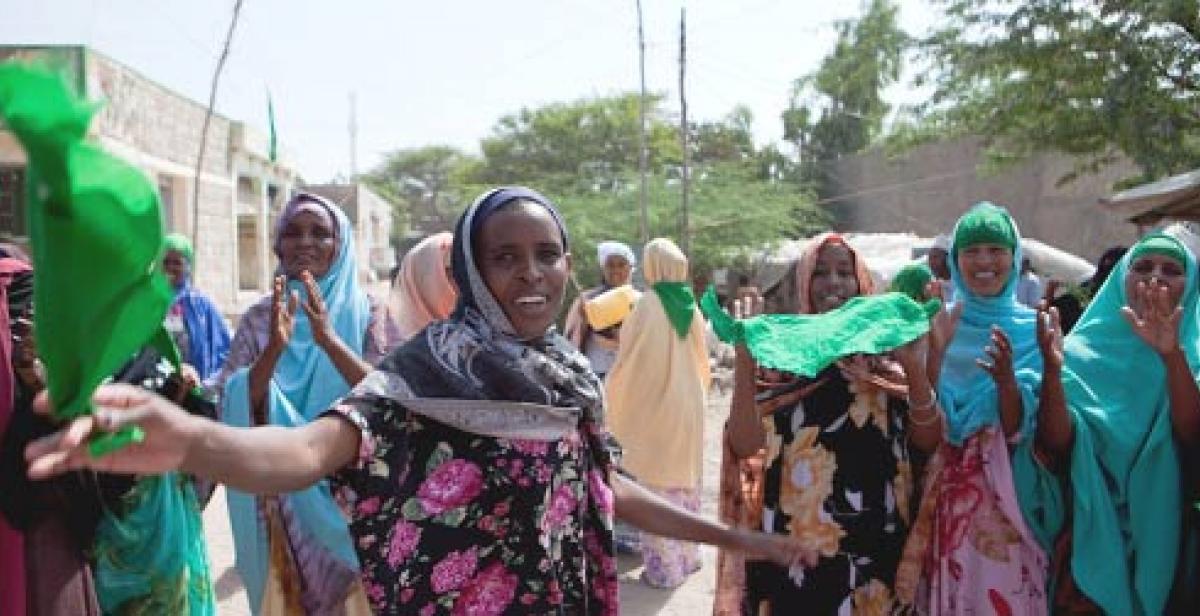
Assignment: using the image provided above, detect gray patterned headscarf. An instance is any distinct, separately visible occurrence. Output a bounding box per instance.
[380,187,606,423]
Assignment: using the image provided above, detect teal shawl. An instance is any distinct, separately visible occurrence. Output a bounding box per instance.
[1015,233,1199,615]
[941,203,1043,445]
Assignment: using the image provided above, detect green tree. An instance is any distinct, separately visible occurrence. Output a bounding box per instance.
[913,0,1200,185]
[477,93,680,193]
[783,0,909,184]
[362,145,482,236]
[556,165,825,289]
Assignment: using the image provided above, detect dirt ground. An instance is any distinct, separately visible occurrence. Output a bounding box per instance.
[204,388,733,615]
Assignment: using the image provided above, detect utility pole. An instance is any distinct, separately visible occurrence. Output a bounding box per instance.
[636,0,649,245]
[348,91,358,180]
[678,7,690,255]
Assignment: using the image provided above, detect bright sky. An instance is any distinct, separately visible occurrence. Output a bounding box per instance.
[3,0,938,181]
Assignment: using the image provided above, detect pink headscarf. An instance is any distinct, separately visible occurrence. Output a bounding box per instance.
[390,232,457,341]
[0,256,32,616]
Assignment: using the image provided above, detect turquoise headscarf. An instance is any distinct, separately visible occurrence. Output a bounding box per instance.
[1014,233,1198,615]
[222,193,369,612]
[940,202,1043,444]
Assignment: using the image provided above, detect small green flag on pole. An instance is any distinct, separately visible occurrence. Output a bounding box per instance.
[0,62,175,452]
[267,92,278,163]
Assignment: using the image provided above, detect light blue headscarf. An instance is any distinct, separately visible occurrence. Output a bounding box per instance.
[222,192,370,613]
[1014,233,1199,615]
[940,202,1043,445]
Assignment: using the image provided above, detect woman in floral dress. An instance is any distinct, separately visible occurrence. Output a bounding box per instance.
[716,233,935,614]
[26,186,815,615]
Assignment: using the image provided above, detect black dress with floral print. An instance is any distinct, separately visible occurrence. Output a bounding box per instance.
[329,395,619,616]
[745,366,913,615]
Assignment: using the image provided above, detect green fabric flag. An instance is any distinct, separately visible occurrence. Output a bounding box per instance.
[0,63,173,427]
[700,286,940,376]
[267,93,278,163]
[652,281,695,338]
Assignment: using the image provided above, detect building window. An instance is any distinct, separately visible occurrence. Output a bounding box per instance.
[158,175,175,213]
[0,166,26,236]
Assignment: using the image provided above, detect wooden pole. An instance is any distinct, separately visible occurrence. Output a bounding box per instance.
[192,0,245,246]
[678,7,690,254]
[636,0,649,244]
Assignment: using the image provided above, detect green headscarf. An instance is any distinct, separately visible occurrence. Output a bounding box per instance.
[1128,233,1188,266]
[888,261,933,301]
[164,232,194,264]
[701,286,939,376]
[652,281,695,338]
[952,201,1018,258]
[1013,233,1199,615]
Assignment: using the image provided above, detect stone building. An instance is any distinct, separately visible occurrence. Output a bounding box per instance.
[0,45,299,314]
[824,136,1139,261]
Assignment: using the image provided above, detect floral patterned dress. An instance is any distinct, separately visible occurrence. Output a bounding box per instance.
[328,375,620,616]
[744,366,913,615]
[894,427,1048,615]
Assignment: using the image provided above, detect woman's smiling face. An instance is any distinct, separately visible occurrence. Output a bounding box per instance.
[475,200,572,339]
[808,242,860,313]
[957,243,1013,297]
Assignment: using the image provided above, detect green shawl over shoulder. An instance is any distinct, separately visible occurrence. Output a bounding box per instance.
[1013,233,1200,615]
[701,286,939,376]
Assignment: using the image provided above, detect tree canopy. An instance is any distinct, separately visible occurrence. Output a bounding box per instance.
[909,0,1200,185]
[364,94,824,288]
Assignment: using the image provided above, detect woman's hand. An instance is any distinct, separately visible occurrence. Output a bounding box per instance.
[891,334,930,374]
[1122,280,1183,357]
[926,280,962,354]
[267,275,298,353]
[299,271,337,349]
[24,384,199,479]
[977,326,1017,387]
[1036,301,1064,371]
[732,292,765,320]
[735,529,820,569]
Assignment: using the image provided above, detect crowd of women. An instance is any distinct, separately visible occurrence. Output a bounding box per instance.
[4,185,1200,616]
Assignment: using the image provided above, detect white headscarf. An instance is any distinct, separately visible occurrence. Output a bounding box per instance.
[597,241,635,267]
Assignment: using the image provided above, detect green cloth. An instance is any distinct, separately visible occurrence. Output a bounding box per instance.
[700,286,940,376]
[0,63,173,421]
[952,201,1017,257]
[94,473,214,615]
[1129,233,1187,266]
[1013,233,1199,615]
[652,281,696,338]
[164,232,194,264]
[888,261,933,301]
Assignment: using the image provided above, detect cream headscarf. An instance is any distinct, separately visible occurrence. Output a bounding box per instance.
[605,238,710,489]
[390,232,457,342]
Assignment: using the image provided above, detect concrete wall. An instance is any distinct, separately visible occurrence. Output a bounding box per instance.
[826,137,1139,261]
